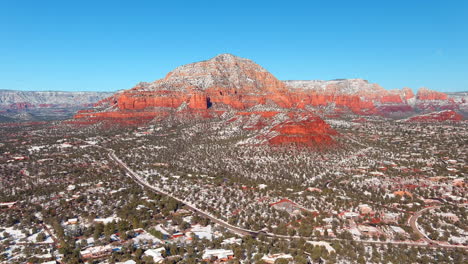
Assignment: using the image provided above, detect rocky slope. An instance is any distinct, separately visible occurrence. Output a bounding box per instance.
[73,54,338,146]
[284,80,463,116]
[73,54,464,146]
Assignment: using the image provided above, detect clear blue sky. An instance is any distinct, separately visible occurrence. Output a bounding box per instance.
[1,0,467,92]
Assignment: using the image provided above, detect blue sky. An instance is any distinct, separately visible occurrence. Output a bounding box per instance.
[0,0,467,92]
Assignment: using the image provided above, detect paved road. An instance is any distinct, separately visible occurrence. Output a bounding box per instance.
[408,206,468,250]
[106,148,468,250]
[409,206,441,244]
[107,149,258,237]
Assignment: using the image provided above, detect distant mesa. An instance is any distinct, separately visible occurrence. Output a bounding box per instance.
[71,53,465,146]
[0,90,113,122]
[416,87,448,100]
[0,90,113,109]
[404,110,463,122]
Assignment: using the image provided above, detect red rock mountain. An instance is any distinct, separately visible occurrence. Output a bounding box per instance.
[73,54,463,145]
[109,54,290,111]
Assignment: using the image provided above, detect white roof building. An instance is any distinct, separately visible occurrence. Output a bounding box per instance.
[67,218,78,225]
[343,212,360,218]
[191,224,213,240]
[221,237,242,246]
[202,249,234,260]
[132,232,163,245]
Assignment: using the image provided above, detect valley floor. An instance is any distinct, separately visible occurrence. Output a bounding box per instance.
[0,115,466,263]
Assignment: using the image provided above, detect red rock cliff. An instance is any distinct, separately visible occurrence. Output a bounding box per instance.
[72,54,457,146]
[417,87,448,100]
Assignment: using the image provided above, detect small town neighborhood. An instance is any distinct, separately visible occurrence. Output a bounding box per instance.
[0,112,466,263]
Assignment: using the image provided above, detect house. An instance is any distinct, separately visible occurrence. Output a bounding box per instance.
[144,248,165,263]
[80,245,113,259]
[110,234,120,241]
[339,211,359,219]
[390,225,407,236]
[221,237,242,246]
[94,216,120,224]
[313,226,335,237]
[438,212,459,222]
[172,232,184,239]
[357,225,381,237]
[202,249,234,262]
[190,224,213,240]
[382,212,399,224]
[67,218,78,225]
[261,253,293,264]
[85,237,95,246]
[132,231,163,246]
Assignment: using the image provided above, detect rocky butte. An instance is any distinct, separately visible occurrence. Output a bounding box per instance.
[73,54,464,146]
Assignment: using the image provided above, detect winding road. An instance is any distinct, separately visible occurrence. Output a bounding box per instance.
[105,147,467,250]
[108,149,258,237]
[409,206,441,244]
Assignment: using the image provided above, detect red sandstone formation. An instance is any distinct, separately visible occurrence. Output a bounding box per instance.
[401,87,415,100]
[77,55,455,119]
[380,94,403,104]
[73,54,459,146]
[268,114,337,146]
[76,54,297,122]
[236,111,279,118]
[284,80,425,115]
[406,110,463,122]
[416,87,448,100]
[188,93,209,109]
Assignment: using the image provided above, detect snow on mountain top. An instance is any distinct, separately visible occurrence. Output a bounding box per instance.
[284,79,385,94]
[209,53,252,63]
[142,53,277,92]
